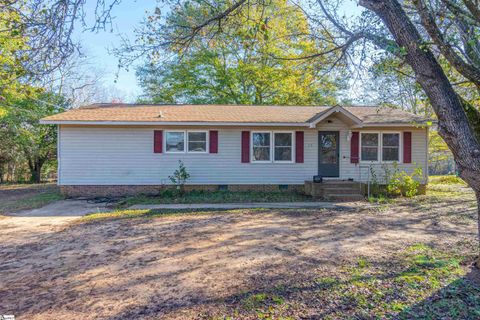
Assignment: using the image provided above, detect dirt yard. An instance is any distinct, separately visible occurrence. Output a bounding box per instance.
[0,184,479,319]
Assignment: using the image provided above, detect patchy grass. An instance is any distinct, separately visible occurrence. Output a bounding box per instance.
[426,184,473,199]
[368,194,392,204]
[116,189,311,208]
[2,181,479,319]
[365,175,471,205]
[220,244,480,319]
[0,183,64,214]
[81,207,270,222]
[429,175,466,185]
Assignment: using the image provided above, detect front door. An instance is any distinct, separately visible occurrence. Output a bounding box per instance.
[318,131,340,177]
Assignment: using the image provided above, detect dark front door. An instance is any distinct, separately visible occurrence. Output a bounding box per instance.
[318,131,340,177]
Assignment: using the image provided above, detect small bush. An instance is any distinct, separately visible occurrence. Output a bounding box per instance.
[168,160,190,193]
[385,163,423,198]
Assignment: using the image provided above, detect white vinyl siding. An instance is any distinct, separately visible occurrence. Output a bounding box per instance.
[57,115,428,185]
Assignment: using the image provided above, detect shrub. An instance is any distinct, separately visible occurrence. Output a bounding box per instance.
[168,160,190,193]
[369,163,423,198]
[386,164,423,198]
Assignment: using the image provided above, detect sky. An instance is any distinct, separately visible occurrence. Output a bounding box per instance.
[74,0,364,103]
[74,1,157,102]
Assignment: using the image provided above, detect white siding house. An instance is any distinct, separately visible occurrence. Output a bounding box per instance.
[42,104,429,197]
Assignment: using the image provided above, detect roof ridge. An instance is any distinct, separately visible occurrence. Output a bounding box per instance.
[78,103,388,109]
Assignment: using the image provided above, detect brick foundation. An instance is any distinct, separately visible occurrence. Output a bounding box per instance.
[60,184,304,198]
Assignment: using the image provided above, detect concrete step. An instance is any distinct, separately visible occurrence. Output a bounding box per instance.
[324,194,365,201]
[321,181,358,187]
[324,188,362,195]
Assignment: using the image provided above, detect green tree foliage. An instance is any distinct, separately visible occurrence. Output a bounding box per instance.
[136,0,342,105]
[0,7,32,105]
[429,129,455,175]
[0,92,67,183]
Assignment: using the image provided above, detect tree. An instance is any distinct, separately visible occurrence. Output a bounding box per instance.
[0,0,121,85]
[355,0,480,230]
[1,92,67,183]
[0,7,32,101]
[114,0,480,266]
[136,0,343,105]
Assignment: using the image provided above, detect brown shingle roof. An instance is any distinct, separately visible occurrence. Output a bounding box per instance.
[40,104,425,125]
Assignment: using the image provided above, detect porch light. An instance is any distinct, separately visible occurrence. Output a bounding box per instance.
[347,130,352,141]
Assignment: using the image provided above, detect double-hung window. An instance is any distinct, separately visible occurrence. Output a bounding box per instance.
[252,131,293,163]
[252,132,271,162]
[188,131,207,153]
[165,130,208,153]
[360,132,401,162]
[273,132,293,162]
[382,133,400,162]
[165,131,185,153]
[361,133,379,162]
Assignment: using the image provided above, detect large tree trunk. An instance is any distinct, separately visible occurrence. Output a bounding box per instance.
[477,191,480,268]
[358,0,480,267]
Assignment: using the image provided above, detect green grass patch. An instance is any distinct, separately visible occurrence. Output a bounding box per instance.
[116,189,310,208]
[238,292,291,319]
[368,194,392,204]
[316,244,479,319]
[81,207,269,222]
[0,187,64,214]
[241,293,285,311]
[429,175,466,185]
[219,245,479,319]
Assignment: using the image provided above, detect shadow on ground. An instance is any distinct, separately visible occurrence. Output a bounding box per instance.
[0,197,478,319]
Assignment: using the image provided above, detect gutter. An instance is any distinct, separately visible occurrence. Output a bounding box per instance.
[39,120,427,128]
[39,120,312,127]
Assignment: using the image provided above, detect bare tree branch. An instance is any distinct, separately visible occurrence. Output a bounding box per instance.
[413,0,480,88]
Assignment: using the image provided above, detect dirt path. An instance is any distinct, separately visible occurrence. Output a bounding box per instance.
[0,193,477,319]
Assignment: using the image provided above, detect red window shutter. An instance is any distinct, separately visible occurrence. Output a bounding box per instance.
[350,131,359,163]
[295,131,304,163]
[403,132,412,163]
[241,131,250,163]
[154,130,163,153]
[209,130,218,153]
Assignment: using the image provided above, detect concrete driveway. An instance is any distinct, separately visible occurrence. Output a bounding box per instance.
[0,200,109,246]
[7,199,109,218]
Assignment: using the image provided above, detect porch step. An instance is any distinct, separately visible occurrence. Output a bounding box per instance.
[323,187,362,195]
[304,180,365,201]
[321,180,358,188]
[323,193,365,201]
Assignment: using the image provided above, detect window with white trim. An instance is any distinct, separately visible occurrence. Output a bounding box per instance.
[165,131,185,152]
[252,132,271,162]
[188,131,207,153]
[382,133,400,161]
[274,132,293,162]
[361,133,379,161]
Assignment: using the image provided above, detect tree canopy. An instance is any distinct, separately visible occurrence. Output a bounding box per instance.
[0,8,31,102]
[0,92,67,182]
[136,0,343,105]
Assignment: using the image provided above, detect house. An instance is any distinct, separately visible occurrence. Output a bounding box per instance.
[40,104,429,198]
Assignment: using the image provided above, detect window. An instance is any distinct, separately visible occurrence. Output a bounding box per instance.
[274,132,293,162]
[361,133,379,161]
[165,131,185,152]
[382,133,400,161]
[252,132,271,162]
[188,131,207,153]
[360,132,402,163]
